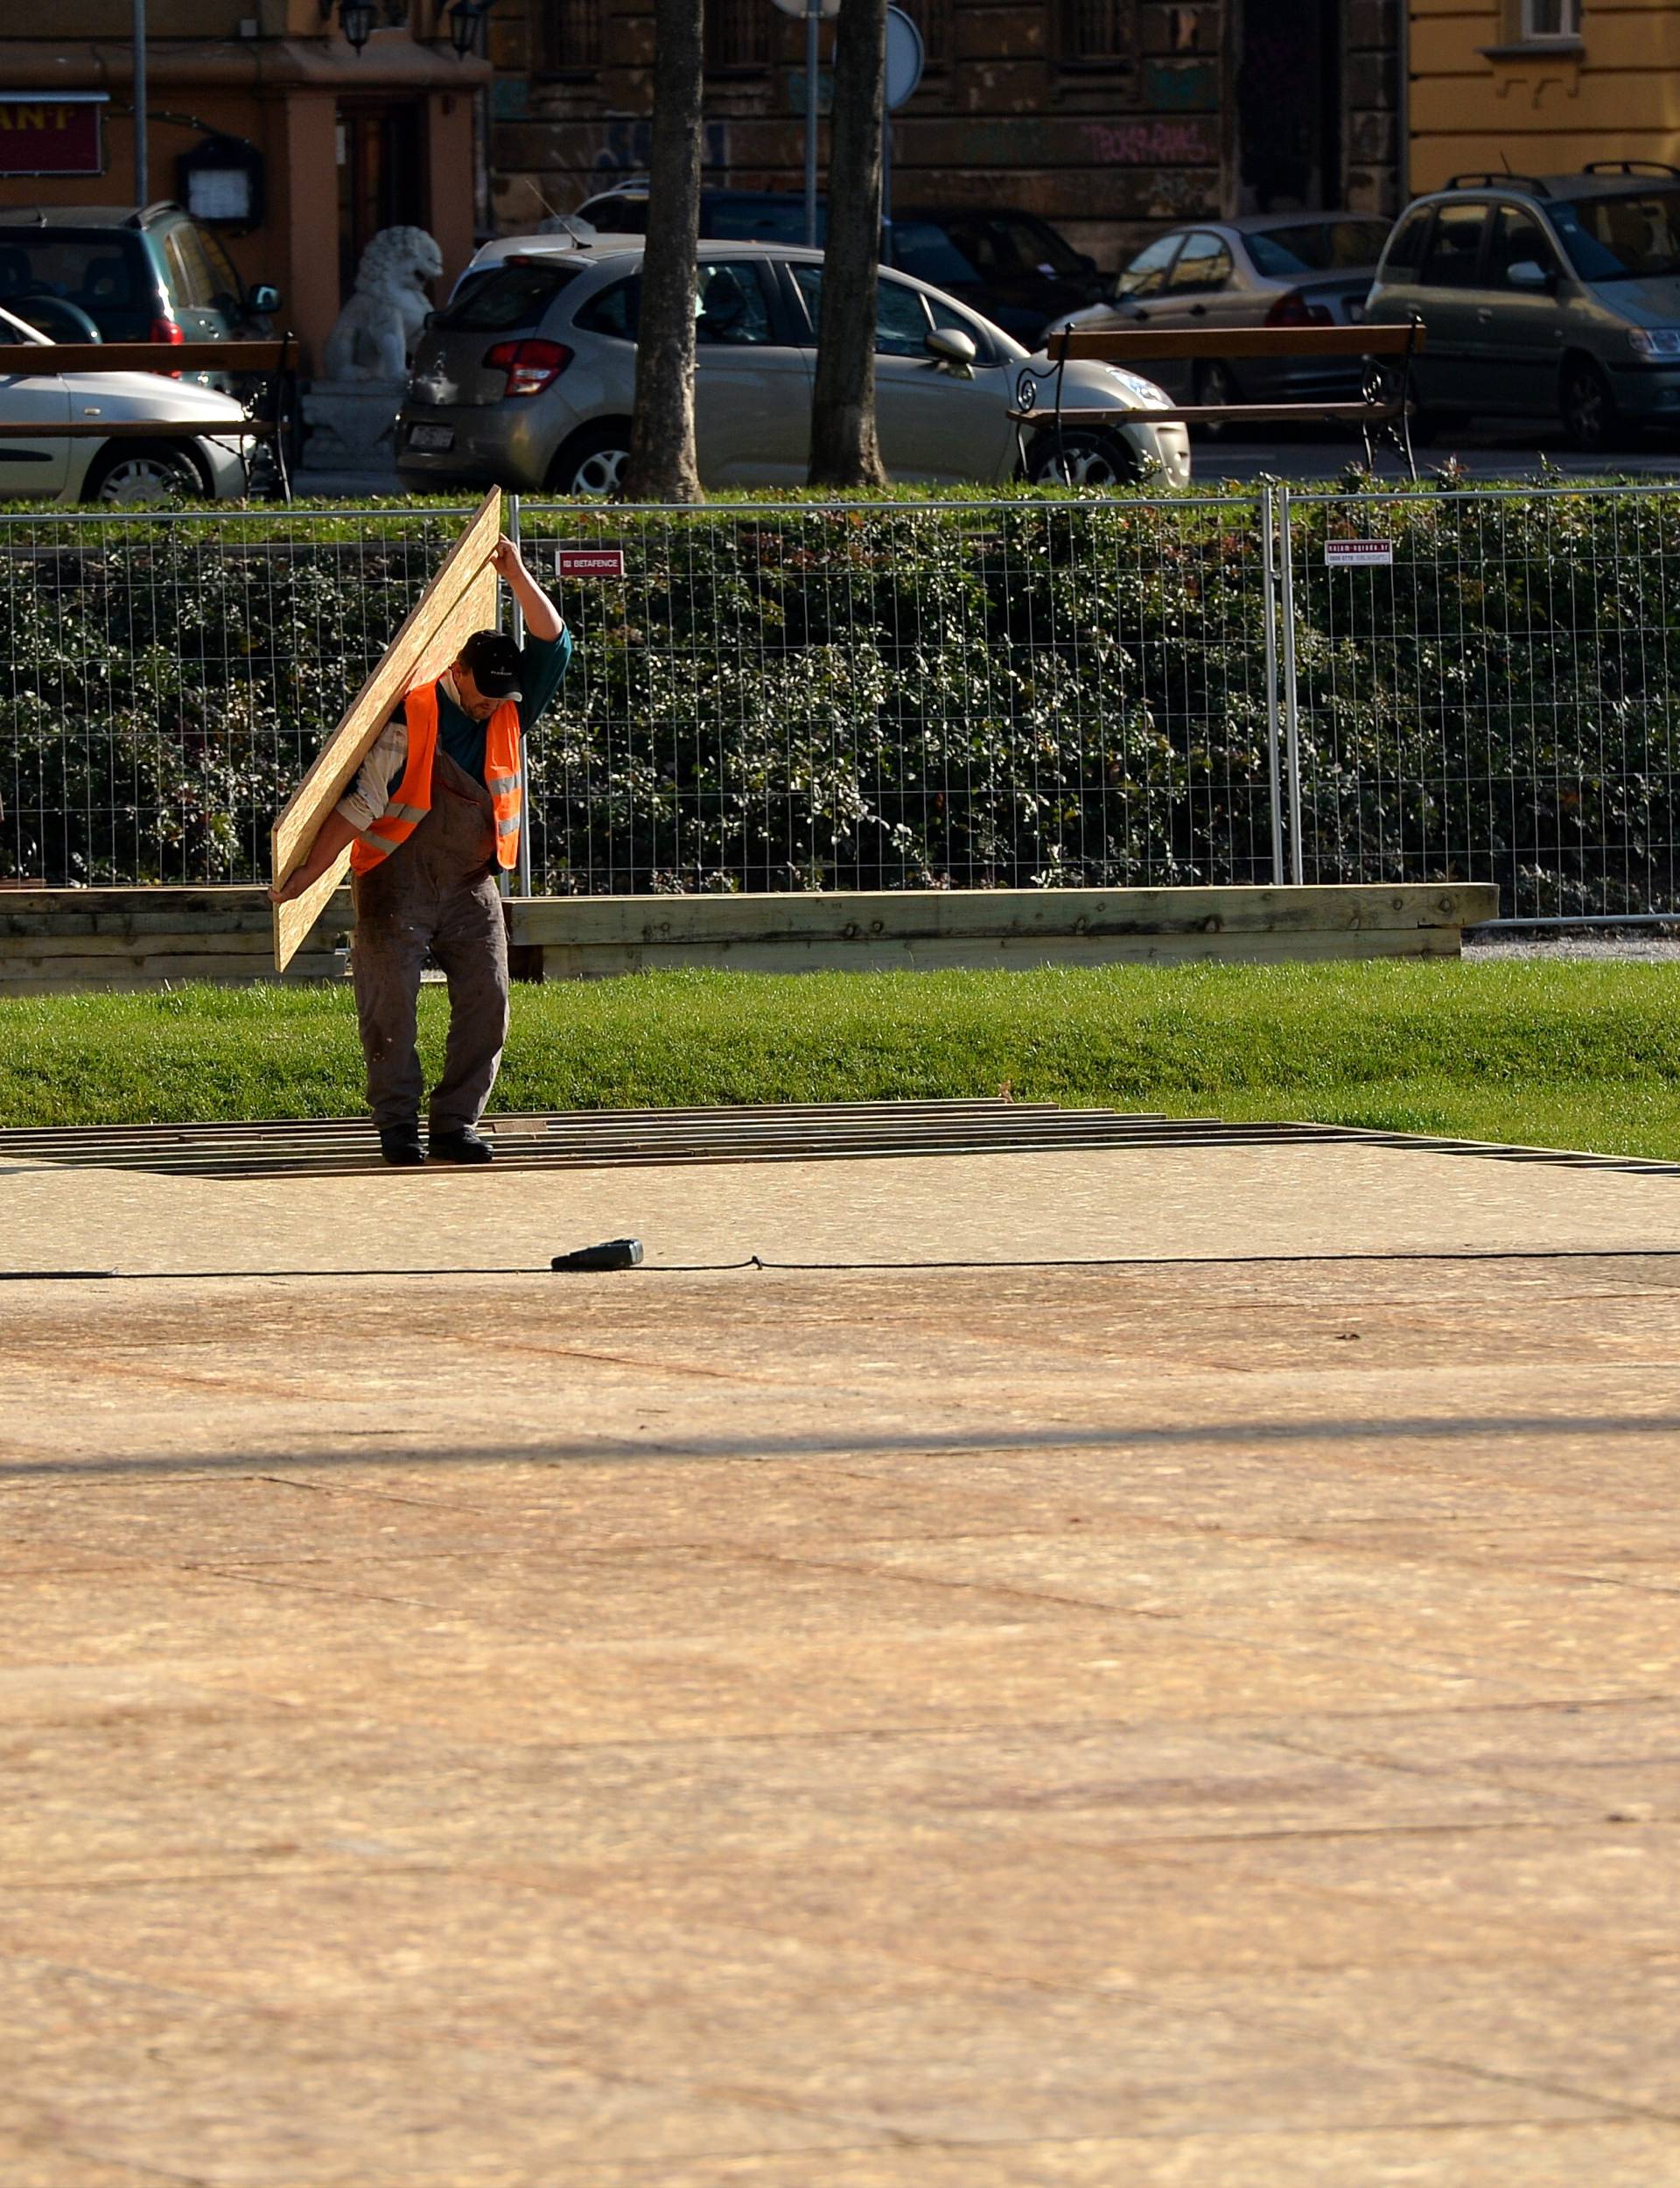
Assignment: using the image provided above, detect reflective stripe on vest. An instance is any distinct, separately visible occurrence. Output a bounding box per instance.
[348,680,523,873]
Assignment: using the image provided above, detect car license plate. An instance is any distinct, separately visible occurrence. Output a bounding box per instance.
[408,424,455,452]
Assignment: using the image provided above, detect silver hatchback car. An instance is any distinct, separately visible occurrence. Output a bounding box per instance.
[397,240,1190,494]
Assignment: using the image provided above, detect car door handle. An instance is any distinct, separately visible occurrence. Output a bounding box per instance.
[1477,307,1494,321]
[1186,304,1208,318]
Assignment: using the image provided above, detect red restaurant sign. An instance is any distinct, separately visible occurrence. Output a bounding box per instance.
[0,95,107,177]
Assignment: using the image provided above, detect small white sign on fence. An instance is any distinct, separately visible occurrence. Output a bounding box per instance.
[555,546,626,580]
[1325,538,1395,569]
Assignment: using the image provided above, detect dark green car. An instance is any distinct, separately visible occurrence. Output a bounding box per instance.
[1366,164,1680,450]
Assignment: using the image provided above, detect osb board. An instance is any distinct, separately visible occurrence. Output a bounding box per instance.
[269,489,501,971]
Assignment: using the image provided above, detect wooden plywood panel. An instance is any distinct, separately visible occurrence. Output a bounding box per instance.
[270,489,501,971]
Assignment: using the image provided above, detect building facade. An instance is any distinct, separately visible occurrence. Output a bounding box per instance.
[0,2,490,370]
[487,1,1403,273]
[1408,0,1677,193]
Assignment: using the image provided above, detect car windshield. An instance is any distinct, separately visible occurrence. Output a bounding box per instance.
[1550,190,1680,279]
[895,214,1083,284]
[0,233,148,338]
[433,260,583,331]
[1246,220,1392,275]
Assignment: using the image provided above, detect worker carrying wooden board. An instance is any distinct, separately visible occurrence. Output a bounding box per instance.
[270,502,571,1168]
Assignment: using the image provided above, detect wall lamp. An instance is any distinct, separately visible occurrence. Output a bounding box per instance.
[445,0,494,60]
[318,0,378,52]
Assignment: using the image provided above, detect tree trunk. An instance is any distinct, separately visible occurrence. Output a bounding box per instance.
[623,0,704,503]
[808,0,889,488]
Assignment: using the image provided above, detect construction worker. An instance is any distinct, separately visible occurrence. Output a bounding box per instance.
[270,538,570,1167]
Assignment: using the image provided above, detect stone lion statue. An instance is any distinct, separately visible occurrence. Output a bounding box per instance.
[322,226,445,382]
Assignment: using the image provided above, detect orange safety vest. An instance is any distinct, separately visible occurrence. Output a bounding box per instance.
[349,679,523,873]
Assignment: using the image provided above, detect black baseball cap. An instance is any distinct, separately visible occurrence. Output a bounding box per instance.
[458,629,523,701]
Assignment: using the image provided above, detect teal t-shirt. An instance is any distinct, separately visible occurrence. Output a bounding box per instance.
[421,628,574,782]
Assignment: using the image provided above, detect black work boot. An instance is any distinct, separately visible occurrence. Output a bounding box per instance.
[429,1125,494,1165]
[379,1124,426,1168]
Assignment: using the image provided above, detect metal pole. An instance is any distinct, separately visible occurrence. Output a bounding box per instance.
[132,0,149,206]
[1259,485,1284,887]
[1278,486,1305,887]
[507,493,532,899]
[804,0,820,248]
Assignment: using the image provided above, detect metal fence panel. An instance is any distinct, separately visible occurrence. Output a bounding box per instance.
[0,504,480,889]
[0,495,1280,898]
[1282,483,1680,919]
[515,496,1279,895]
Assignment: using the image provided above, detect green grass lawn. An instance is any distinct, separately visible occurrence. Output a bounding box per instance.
[3,958,1678,1158]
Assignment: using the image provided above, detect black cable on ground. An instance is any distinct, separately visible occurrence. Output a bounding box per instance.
[8,1245,1680,1283]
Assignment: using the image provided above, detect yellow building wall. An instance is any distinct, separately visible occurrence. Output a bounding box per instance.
[1410,0,1680,193]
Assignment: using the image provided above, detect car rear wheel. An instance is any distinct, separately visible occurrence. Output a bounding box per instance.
[548,424,632,499]
[84,441,210,506]
[1192,358,1241,436]
[1560,355,1621,452]
[1026,426,1143,488]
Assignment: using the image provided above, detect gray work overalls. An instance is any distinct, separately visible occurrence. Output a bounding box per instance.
[349,745,510,1135]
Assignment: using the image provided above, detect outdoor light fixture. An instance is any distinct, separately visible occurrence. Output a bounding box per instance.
[339,0,378,51]
[445,0,493,59]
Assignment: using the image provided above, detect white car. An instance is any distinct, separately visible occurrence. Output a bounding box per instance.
[405,238,1191,494]
[0,302,256,503]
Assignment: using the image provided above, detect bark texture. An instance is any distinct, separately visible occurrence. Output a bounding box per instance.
[623,0,704,503]
[808,0,889,488]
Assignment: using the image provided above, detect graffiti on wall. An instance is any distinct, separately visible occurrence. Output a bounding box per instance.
[1081,117,1217,166]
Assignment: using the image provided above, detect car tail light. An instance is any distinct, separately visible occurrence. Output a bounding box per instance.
[149,313,186,376]
[1265,291,1333,327]
[484,338,574,397]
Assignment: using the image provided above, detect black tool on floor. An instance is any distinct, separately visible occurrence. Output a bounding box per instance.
[551,1238,645,1272]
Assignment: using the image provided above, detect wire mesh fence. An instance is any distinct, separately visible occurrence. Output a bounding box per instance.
[0,494,1280,897]
[1283,483,1680,919]
[6,483,1680,917]
[0,504,480,888]
[514,496,1278,894]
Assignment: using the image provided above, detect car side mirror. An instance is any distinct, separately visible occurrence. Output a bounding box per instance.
[248,283,281,315]
[1076,252,1096,274]
[1506,260,1551,291]
[926,325,977,378]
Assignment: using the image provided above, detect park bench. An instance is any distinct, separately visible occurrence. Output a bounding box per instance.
[1012,317,1427,480]
[0,337,302,500]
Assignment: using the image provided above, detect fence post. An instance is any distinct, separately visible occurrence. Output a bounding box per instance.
[505,492,533,900]
[1260,484,1285,888]
[1278,485,1306,888]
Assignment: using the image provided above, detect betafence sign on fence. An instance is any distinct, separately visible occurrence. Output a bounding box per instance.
[555,546,626,580]
[1324,537,1394,568]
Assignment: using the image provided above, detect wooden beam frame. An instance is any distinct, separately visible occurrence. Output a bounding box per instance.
[269,487,502,971]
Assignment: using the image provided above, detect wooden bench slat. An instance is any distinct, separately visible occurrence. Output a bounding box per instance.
[0,419,270,439]
[1012,401,1404,428]
[1053,325,1422,362]
[9,340,298,374]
